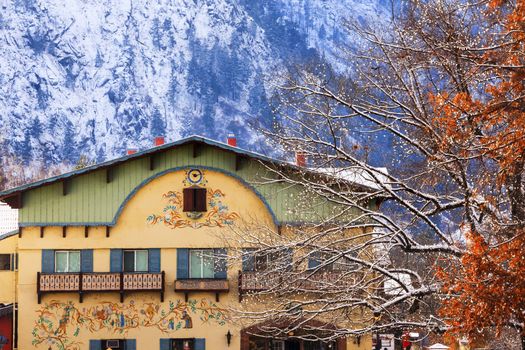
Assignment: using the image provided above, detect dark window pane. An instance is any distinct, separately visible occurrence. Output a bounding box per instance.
[123,251,135,272]
[172,339,194,350]
[0,254,10,270]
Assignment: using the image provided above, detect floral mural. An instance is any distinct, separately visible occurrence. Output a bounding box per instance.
[32,299,228,350]
[147,169,240,229]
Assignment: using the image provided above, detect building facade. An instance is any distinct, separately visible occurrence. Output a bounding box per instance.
[0,136,377,350]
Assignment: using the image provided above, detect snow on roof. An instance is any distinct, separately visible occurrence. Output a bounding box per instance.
[0,202,18,235]
[427,343,450,350]
[315,167,390,191]
[383,272,414,296]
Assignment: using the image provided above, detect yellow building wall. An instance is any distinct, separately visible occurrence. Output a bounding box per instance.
[16,169,371,350]
[0,234,17,304]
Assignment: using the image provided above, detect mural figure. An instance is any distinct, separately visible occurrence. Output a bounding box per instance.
[181,310,193,329]
[32,299,227,350]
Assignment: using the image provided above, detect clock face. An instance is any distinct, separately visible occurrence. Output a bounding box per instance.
[187,169,203,184]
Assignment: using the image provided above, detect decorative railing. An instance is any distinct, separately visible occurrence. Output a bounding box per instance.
[238,270,353,301]
[37,271,165,303]
[174,279,229,302]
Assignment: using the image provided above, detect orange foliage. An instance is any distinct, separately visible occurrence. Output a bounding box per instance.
[433,0,525,340]
[430,0,525,183]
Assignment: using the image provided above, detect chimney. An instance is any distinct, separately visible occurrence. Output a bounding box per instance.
[154,136,165,146]
[127,149,138,155]
[295,152,306,167]
[227,133,237,147]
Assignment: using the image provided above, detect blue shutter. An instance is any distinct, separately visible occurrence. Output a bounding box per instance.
[242,249,255,272]
[160,339,171,350]
[89,340,102,350]
[308,251,321,270]
[214,248,227,279]
[148,248,161,272]
[42,250,55,273]
[126,339,136,350]
[110,249,123,272]
[81,249,93,272]
[177,248,189,279]
[195,338,206,350]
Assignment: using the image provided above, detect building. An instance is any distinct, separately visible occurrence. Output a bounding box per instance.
[0,135,380,350]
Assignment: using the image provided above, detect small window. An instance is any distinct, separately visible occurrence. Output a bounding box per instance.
[312,252,357,272]
[189,249,214,278]
[123,250,148,272]
[172,339,194,350]
[102,339,126,349]
[244,249,285,272]
[0,254,11,271]
[183,187,207,212]
[55,251,80,273]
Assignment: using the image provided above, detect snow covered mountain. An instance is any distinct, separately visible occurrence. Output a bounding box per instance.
[0,0,386,166]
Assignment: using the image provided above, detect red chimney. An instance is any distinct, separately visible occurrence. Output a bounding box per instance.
[127,149,138,155]
[295,152,306,167]
[227,133,237,147]
[154,136,165,146]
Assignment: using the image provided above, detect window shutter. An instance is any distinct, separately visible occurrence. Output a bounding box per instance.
[242,249,255,272]
[110,249,123,272]
[42,250,55,273]
[195,338,206,350]
[148,248,161,272]
[160,339,171,350]
[177,248,189,279]
[81,249,93,272]
[126,339,136,350]
[183,188,194,212]
[89,340,102,350]
[194,188,207,212]
[308,251,321,270]
[214,248,227,279]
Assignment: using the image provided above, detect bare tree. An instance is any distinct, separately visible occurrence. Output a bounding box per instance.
[228,0,525,347]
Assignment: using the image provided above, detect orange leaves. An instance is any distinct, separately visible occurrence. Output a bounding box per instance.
[440,228,525,340]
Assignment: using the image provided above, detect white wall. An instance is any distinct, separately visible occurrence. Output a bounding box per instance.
[0,202,18,235]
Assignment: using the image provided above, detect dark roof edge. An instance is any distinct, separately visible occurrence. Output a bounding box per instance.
[0,230,19,241]
[0,135,282,199]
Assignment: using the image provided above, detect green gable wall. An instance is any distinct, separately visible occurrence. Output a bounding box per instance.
[18,144,362,226]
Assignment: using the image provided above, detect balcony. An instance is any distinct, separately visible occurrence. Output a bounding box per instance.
[238,270,352,301]
[174,279,229,301]
[37,271,165,303]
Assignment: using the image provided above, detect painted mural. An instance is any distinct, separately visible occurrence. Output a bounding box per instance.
[32,299,228,350]
[147,169,240,229]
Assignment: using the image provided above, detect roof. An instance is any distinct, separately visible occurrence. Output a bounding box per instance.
[0,135,280,200]
[316,167,390,190]
[0,135,388,202]
[0,230,18,241]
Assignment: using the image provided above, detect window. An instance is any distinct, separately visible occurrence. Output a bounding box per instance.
[171,339,194,350]
[102,339,126,349]
[0,254,11,271]
[55,251,80,273]
[189,249,214,278]
[183,187,207,212]
[309,252,357,272]
[243,249,289,272]
[123,250,148,272]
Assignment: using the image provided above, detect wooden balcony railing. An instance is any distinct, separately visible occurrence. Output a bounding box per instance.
[174,279,229,302]
[37,271,165,303]
[238,270,352,301]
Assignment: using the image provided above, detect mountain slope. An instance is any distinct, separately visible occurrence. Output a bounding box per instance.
[0,0,386,166]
